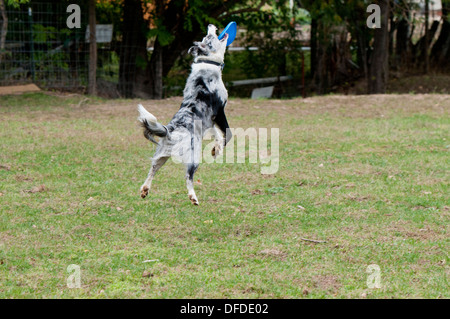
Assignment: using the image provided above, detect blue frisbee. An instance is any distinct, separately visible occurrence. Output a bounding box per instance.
[218,21,237,46]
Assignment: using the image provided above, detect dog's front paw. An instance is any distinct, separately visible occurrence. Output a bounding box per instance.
[140,185,149,199]
[211,142,223,158]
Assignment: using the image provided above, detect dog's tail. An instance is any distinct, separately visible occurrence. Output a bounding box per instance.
[137,104,169,144]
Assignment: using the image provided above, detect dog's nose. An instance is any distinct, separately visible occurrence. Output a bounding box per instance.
[207,24,217,35]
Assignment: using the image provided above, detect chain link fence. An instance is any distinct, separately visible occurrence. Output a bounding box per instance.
[0,2,306,98]
[0,2,120,95]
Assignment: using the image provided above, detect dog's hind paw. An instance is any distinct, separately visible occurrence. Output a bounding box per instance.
[188,194,199,206]
[140,185,149,199]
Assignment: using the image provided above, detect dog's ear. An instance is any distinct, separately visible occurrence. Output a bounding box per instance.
[188,45,198,57]
[188,41,208,57]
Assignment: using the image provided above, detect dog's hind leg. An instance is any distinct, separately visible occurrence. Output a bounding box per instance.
[185,163,199,205]
[140,156,169,199]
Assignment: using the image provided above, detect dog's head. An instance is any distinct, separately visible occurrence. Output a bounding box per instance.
[188,24,228,63]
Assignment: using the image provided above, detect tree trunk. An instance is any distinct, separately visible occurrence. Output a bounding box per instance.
[396,18,409,68]
[431,21,450,66]
[424,0,430,73]
[333,28,351,85]
[389,11,395,58]
[119,0,195,99]
[143,11,205,99]
[407,11,417,68]
[311,18,335,94]
[352,23,369,85]
[148,39,163,99]
[0,0,7,64]
[431,2,450,68]
[413,19,439,68]
[368,0,389,94]
[118,0,242,99]
[313,22,327,94]
[88,0,97,95]
[118,0,147,98]
[310,17,317,79]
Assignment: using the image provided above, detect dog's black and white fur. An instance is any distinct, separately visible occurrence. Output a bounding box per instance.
[137,24,231,205]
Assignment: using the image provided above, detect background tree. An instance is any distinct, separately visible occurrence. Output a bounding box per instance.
[117,0,147,98]
[301,0,361,94]
[0,0,30,63]
[88,0,96,95]
[4,0,448,96]
[231,1,305,78]
[368,0,389,93]
[431,0,450,68]
[117,0,260,98]
[102,0,450,98]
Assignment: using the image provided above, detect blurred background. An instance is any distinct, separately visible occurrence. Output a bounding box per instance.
[0,0,449,99]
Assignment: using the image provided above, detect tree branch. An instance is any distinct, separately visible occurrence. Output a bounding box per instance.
[220,0,267,19]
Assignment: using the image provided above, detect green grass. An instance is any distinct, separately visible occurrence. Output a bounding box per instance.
[0,92,448,298]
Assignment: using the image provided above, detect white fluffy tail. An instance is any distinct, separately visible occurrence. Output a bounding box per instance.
[137,104,157,124]
[137,104,168,144]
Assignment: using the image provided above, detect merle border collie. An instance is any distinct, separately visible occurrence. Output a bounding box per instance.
[137,24,231,205]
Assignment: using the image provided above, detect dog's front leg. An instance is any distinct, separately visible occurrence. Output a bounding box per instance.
[212,109,231,158]
[211,125,225,158]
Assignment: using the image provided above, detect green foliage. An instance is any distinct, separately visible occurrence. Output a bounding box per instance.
[96,0,124,37]
[5,0,30,8]
[231,0,304,79]
[147,24,175,47]
[183,0,222,32]
[135,53,148,69]
[32,24,57,43]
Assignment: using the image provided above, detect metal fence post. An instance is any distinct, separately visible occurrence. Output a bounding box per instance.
[28,7,35,82]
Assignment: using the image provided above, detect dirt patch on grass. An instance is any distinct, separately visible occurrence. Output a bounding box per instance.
[311,274,342,293]
[0,84,41,95]
[0,164,11,171]
[14,175,33,182]
[256,248,288,261]
[387,222,446,241]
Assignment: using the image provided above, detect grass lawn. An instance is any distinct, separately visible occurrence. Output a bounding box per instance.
[0,92,448,298]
